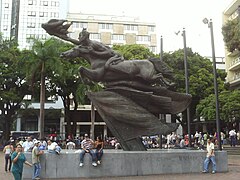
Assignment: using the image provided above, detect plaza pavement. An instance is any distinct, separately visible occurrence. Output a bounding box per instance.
[0,151,239,180]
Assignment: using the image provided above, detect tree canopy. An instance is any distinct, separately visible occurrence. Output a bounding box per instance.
[222,18,240,53]
[197,90,240,123]
[162,48,227,127]
[113,44,155,60]
[0,36,30,139]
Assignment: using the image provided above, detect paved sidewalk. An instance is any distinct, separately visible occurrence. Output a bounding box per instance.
[1,152,239,180]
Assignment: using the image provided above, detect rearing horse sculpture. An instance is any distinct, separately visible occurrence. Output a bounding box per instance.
[60,28,174,88]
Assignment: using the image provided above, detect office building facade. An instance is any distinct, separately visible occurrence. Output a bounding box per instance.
[67,12,157,54]
[0,0,68,49]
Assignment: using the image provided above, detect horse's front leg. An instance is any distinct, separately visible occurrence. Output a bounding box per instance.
[79,66,105,84]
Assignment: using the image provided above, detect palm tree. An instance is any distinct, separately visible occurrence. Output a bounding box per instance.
[25,38,63,139]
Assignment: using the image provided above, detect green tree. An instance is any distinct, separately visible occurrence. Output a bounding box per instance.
[222,18,240,52]
[113,44,155,60]
[24,38,65,139]
[0,36,29,139]
[197,90,240,125]
[49,47,90,137]
[162,48,226,128]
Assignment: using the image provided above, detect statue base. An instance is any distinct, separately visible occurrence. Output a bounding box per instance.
[23,149,228,179]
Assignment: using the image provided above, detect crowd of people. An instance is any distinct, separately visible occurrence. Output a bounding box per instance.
[150,129,240,150]
[2,128,239,179]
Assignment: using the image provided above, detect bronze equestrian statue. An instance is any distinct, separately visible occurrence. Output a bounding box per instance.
[42,19,192,151]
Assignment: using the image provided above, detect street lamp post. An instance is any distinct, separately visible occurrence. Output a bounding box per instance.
[159,35,163,149]
[160,36,163,61]
[182,28,191,147]
[203,18,222,150]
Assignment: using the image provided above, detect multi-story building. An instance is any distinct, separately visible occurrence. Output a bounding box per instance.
[0,0,12,38]
[223,0,240,89]
[0,0,68,49]
[66,12,157,54]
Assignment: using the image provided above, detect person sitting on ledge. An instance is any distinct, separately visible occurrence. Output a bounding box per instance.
[47,140,61,155]
[94,136,104,165]
[79,134,97,167]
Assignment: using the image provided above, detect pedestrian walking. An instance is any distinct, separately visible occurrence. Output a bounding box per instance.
[3,141,14,172]
[11,143,32,180]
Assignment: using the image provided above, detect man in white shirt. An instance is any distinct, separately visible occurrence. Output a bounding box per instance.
[202,138,217,174]
[229,129,236,147]
[66,140,76,150]
[22,137,34,152]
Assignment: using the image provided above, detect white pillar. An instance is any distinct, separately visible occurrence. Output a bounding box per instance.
[90,102,95,140]
[104,125,107,139]
[60,109,65,140]
[16,116,21,131]
[76,125,80,137]
[166,114,171,123]
[38,115,41,132]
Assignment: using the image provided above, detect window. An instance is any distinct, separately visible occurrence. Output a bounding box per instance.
[3,14,8,19]
[51,1,59,6]
[28,11,36,16]
[137,35,150,42]
[28,0,33,5]
[40,1,48,6]
[27,22,35,28]
[3,25,7,31]
[50,12,59,18]
[73,22,88,29]
[4,3,9,8]
[80,22,87,28]
[148,26,155,32]
[90,33,100,40]
[112,34,125,40]
[124,24,138,31]
[149,46,156,52]
[23,95,32,100]
[99,23,113,30]
[26,34,35,43]
[40,12,48,17]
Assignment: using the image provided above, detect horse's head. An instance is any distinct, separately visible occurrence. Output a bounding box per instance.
[60,46,92,65]
[60,47,80,59]
[78,28,90,45]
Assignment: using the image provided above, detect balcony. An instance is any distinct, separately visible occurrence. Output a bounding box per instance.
[228,57,240,71]
[229,73,240,88]
[227,49,239,57]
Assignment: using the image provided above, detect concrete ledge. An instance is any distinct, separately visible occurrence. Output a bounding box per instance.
[23,149,228,179]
